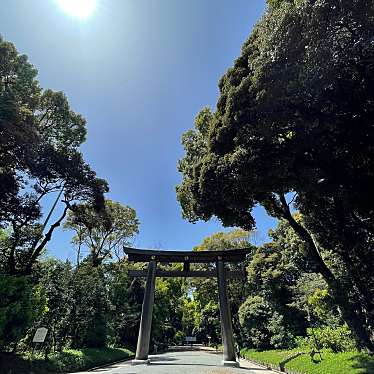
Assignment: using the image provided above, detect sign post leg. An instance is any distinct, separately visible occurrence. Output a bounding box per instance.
[132,260,157,365]
[217,259,239,367]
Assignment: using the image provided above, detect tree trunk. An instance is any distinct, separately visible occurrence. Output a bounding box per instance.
[24,202,70,275]
[329,278,374,352]
[271,194,374,352]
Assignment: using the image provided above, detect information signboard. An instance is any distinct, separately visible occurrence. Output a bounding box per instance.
[33,327,48,343]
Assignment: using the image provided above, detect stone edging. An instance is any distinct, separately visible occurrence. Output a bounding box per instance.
[87,354,135,372]
[241,358,284,374]
[241,352,306,374]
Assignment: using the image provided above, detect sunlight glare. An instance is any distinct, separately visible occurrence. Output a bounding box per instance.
[56,0,97,20]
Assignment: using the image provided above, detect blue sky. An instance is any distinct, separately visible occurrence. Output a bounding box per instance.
[1,0,277,260]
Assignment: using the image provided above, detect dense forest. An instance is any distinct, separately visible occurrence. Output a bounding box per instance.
[1,0,374,373]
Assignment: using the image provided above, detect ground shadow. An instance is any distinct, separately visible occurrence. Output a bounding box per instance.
[150,355,178,362]
[238,368,268,371]
[349,354,374,374]
[150,362,219,366]
[0,352,51,374]
[93,365,128,372]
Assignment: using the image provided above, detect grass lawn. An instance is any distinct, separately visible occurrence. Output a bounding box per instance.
[0,347,134,373]
[241,348,374,374]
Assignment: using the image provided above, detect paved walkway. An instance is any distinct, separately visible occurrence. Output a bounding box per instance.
[73,350,275,374]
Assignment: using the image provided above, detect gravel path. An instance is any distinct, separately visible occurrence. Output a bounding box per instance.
[72,350,275,374]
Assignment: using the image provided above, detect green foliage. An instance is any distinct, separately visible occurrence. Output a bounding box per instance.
[241,348,374,374]
[190,230,253,345]
[198,301,221,344]
[67,264,109,348]
[307,325,356,353]
[0,347,134,373]
[0,255,144,354]
[244,219,322,348]
[0,36,108,276]
[174,330,186,345]
[152,274,187,345]
[267,0,287,9]
[307,288,341,327]
[239,296,293,349]
[241,348,296,368]
[176,0,374,351]
[267,0,303,9]
[180,298,200,336]
[193,229,252,252]
[32,259,73,352]
[106,262,143,349]
[64,200,139,266]
[241,219,354,352]
[0,275,46,350]
[291,273,327,314]
[47,347,133,372]
[1,258,143,353]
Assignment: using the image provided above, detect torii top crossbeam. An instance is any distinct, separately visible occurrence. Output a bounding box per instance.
[124,246,251,263]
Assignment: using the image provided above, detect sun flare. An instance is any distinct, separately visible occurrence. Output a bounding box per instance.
[56,0,97,20]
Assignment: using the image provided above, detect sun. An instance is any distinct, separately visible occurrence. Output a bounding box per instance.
[56,0,97,20]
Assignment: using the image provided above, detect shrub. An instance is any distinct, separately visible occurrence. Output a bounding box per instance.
[0,275,46,351]
[307,324,356,352]
[67,265,109,348]
[174,330,186,345]
[308,288,341,327]
[239,296,294,349]
[198,301,221,344]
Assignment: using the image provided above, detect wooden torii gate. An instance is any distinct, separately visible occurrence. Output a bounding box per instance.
[124,247,250,367]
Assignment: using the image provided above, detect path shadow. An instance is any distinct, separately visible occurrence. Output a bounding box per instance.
[150,361,265,370]
[93,365,125,372]
[149,362,219,366]
[149,355,178,362]
[238,368,268,371]
[94,371,136,374]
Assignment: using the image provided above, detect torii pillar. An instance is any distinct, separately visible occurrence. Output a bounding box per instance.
[217,257,238,367]
[132,260,157,364]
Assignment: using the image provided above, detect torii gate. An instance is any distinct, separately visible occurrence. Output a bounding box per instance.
[124,247,250,367]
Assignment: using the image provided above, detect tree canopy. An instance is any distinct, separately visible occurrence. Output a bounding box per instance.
[0,37,108,275]
[177,0,374,352]
[64,200,139,266]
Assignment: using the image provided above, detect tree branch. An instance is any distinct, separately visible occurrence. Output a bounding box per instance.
[25,201,71,274]
[272,193,336,283]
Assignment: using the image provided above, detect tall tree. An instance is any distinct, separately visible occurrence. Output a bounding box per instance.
[190,230,254,345]
[67,263,109,348]
[177,0,374,351]
[0,37,108,275]
[106,261,144,348]
[33,258,74,352]
[64,200,139,266]
[243,218,323,349]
